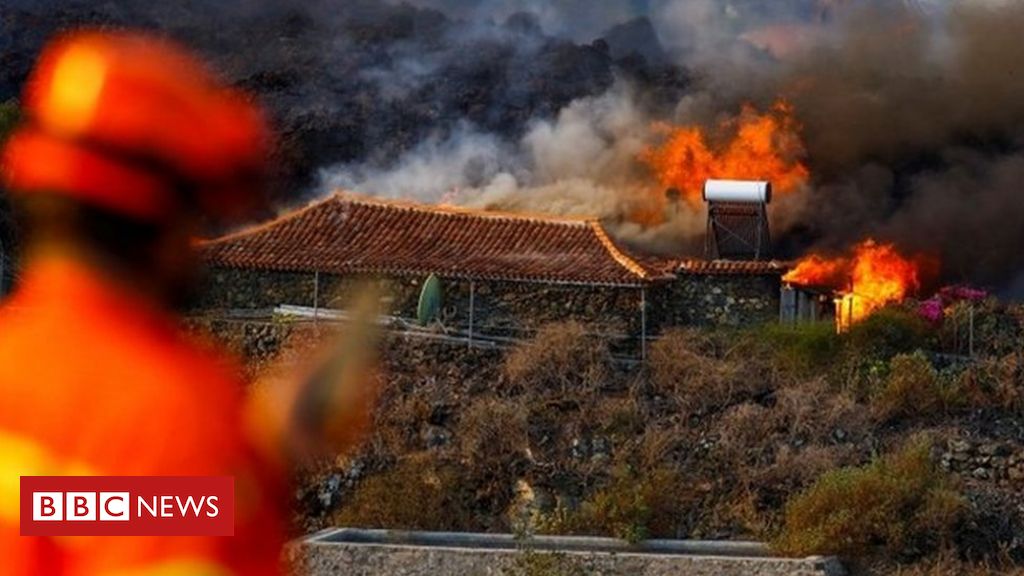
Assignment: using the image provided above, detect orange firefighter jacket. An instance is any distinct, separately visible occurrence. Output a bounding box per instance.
[0,256,285,575]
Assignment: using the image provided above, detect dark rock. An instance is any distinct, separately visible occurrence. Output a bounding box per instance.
[422,425,451,449]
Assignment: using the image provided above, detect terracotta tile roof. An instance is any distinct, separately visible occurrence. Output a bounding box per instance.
[624,252,790,276]
[677,259,790,275]
[200,193,671,287]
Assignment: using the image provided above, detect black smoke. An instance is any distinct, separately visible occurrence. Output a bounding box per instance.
[0,0,685,200]
[2,1,1024,294]
[768,3,1024,293]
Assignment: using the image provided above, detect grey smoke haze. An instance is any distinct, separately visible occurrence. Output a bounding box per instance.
[2,0,1024,292]
[322,0,1024,291]
[767,2,1024,290]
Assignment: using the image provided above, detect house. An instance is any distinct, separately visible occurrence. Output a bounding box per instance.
[197,193,788,351]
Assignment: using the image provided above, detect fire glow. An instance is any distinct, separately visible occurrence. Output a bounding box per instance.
[638,100,808,223]
[784,239,924,329]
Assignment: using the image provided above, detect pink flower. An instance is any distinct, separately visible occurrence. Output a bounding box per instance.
[939,285,987,303]
[918,298,944,323]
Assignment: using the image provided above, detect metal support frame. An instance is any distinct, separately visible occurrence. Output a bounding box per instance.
[312,270,320,326]
[468,281,476,349]
[969,304,975,358]
[640,288,647,361]
[705,201,771,261]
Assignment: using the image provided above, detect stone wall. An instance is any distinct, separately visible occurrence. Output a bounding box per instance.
[196,267,782,345]
[651,273,781,328]
[941,437,1024,486]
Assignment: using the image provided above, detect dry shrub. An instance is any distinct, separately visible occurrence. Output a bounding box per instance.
[871,352,943,423]
[951,354,1024,413]
[774,436,964,559]
[583,396,645,440]
[455,397,531,517]
[538,465,689,542]
[633,425,689,472]
[890,549,1024,576]
[332,453,474,531]
[504,321,610,392]
[368,390,431,457]
[761,445,843,490]
[716,403,777,464]
[775,379,866,443]
[753,445,846,523]
[503,550,586,576]
[457,397,529,465]
[647,328,763,414]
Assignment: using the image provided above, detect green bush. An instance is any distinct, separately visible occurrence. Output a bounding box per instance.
[774,437,963,559]
[844,307,933,362]
[870,352,943,423]
[747,322,840,377]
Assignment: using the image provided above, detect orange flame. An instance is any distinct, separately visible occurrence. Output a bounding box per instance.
[637,100,808,223]
[784,239,924,328]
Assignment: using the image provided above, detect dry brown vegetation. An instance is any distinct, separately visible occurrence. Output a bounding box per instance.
[647,328,774,415]
[890,551,1024,576]
[205,302,1024,575]
[774,436,964,558]
[333,451,498,532]
[503,321,610,393]
[870,352,944,423]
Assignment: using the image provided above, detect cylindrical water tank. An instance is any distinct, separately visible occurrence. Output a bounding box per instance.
[703,180,772,204]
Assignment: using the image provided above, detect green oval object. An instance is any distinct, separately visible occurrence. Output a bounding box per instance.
[417,274,443,326]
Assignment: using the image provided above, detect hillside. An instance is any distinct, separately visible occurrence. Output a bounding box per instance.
[196,297,1024,575]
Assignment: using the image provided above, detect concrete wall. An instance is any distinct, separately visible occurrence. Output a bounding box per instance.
[285,529,845,576]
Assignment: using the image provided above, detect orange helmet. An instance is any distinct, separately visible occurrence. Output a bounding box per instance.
[1,30,271,222]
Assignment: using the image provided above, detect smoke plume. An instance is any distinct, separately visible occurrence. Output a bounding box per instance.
[768,2,1024,290]
[3,0,1024,292]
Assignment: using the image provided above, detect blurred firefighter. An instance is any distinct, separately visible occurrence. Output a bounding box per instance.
[0,30,290,575]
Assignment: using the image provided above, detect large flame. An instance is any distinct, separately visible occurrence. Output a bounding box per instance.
[637,100,809,223]
[784,239,924,329]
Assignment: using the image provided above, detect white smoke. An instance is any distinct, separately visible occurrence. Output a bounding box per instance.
[317,79,711,250]
[319,124,516,205]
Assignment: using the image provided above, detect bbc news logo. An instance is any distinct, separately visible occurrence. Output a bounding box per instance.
[21,476,233,536]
